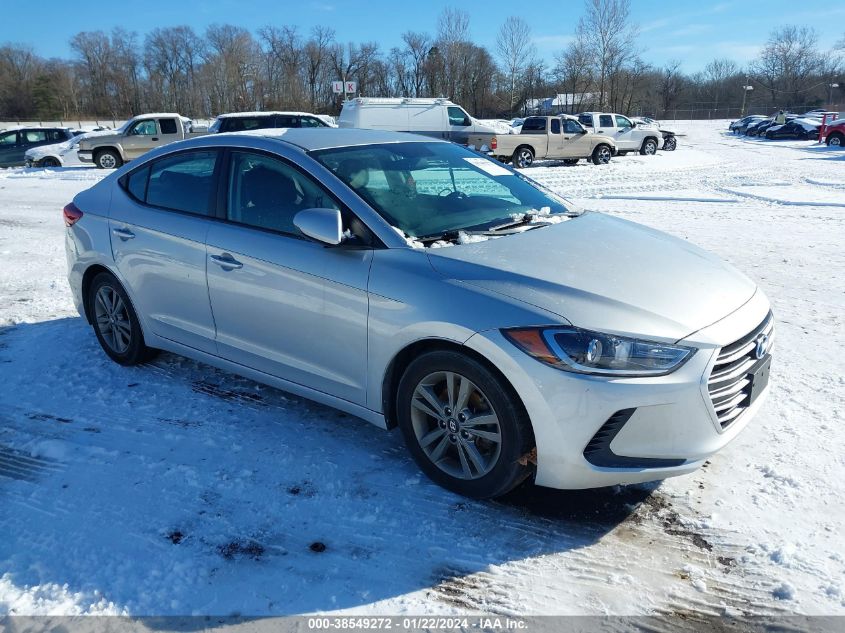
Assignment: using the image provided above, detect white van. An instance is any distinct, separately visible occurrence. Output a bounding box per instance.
[338,97,499,146]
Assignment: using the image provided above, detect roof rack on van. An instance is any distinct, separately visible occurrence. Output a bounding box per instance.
[352,97,455,106]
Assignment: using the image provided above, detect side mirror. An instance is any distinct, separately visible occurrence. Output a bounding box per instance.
[630,121,637,128]
[294,208,343,246]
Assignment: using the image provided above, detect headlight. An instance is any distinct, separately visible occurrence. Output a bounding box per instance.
[502,326,695,377]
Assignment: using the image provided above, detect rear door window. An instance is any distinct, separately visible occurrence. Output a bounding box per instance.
[550,119,561,134]
[275,115,299,128]
[598,115,614,128]
[521,118,547,132]
[145,151,218,215]
[159,118,178,135]
[22,130,48,144]
[222,117,273,132]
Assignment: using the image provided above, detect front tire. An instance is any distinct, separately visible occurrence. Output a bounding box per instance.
[827,133,843,147]
[89,272,156,365]
[513,146,534,168]
[591,144,612,165]
[640,138,658,155]
[662,136,677,151]
[397,350,534,499]
[95,149,123,169]
[42,157,61,167]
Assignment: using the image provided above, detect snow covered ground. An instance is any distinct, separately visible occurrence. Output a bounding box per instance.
[0,121,843,619]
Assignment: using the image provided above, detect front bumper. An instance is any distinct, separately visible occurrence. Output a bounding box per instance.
[77,150,94,163]
[464,290,772,489]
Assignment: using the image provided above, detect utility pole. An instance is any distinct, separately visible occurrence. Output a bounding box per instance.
[830,83,840,108]
[740,78,754,117]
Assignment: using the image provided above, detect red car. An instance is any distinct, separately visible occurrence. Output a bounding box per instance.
[822,119,844,147]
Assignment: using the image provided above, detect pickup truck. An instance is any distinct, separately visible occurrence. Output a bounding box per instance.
[486,115,616,167]
[577,112,677,154]
[78,113,206,169]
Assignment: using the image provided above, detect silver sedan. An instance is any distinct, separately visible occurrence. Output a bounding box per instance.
[64,128,773,498]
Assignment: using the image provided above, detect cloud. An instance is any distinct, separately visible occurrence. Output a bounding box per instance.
[310,2,335,11]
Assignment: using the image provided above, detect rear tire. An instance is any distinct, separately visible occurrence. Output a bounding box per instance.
[397,350,534,499]
[89,272,156,365]
[591,144,612,165]
[513,146,534,168]
[95,149,123,169]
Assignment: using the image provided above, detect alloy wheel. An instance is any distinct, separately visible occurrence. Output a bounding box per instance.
[409,370,502,480]
[644,141,657,155]
[597,147,612,163]
[830,136,842,147]
[94,285,132,354]
[516,149,533,168]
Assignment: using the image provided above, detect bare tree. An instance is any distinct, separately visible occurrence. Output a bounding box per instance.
[497,17,534,114]
[402,32,431,97]
[304,26,334,111]
[752,26,827,106]
[578,0,639,108]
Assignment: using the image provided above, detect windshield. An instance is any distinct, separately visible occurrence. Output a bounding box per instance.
[311,142,579,239]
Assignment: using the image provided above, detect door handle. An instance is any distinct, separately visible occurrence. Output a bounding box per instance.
[210,253,243,270]
[151,137,159,141]
[112,227,135,240]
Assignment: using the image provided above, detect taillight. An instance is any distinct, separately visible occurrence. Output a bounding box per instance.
[491,136,498,150]
[63,202,83,227]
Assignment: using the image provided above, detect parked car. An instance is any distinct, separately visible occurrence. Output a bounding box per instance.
[577,112,677,154]
[77,113,206,169]
[0,126,79,167]
[764,119,821,141]
[745,119,774,136]
[729,115,766,134]
[208,111,332,133]
[486,115,616,167]
[25,132,108,168]
[822,118,845,146]
[338,97,500,147]
[64,128,774,499]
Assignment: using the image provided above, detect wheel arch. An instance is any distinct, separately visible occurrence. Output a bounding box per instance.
[81,265,148,348]
[512,144,535,158]
[94,145,125,161]
[381,338,533,447]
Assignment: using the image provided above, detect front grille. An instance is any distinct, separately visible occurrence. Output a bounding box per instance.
[708,311,774,429]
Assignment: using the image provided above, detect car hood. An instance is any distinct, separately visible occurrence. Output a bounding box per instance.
[425,212,757,342]
[26,141,69,158]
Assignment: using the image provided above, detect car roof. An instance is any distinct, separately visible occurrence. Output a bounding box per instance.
[225,128,447,151]
[216,111,318,119]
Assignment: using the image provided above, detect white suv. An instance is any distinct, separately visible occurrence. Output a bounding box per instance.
[578,112,677,154]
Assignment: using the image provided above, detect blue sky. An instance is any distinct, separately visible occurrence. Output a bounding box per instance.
[6,0,844,72]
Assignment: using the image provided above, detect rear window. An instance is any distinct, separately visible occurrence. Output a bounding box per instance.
[521,118,547,132]
[578,114,592,126]
[222,117,274,133]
